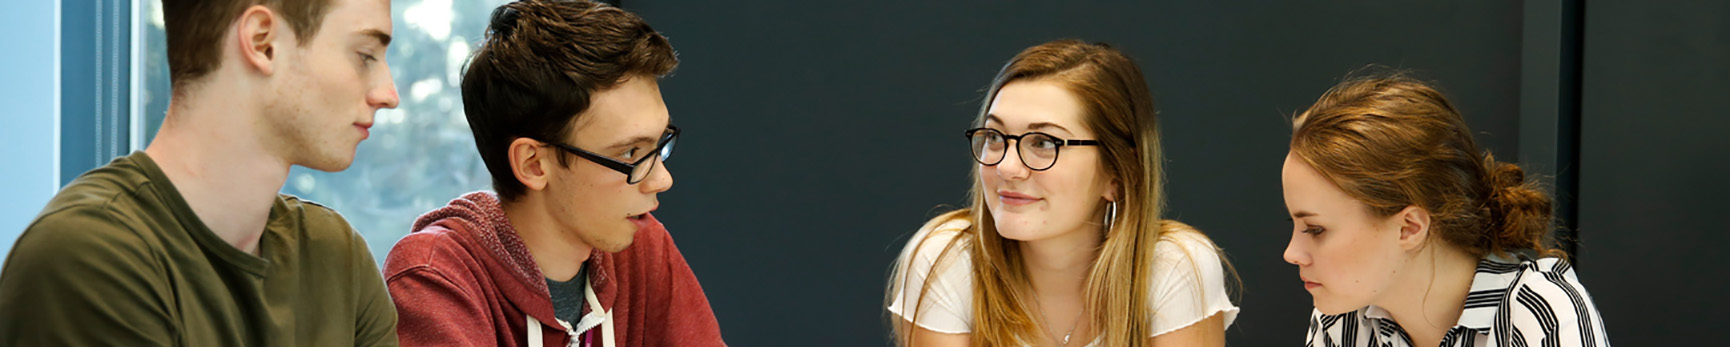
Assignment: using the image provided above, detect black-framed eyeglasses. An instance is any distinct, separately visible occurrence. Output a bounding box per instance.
[964,127,1098,171]
[538,125,679,184]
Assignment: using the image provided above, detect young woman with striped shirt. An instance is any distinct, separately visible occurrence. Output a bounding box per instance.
[1279,73,1611,347]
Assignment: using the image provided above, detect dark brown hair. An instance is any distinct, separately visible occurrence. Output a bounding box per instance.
[461,0,678,201]
[1290,72,1561,258]
[162,0,332,91]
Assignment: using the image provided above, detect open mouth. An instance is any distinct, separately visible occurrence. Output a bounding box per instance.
[628,213,647,220]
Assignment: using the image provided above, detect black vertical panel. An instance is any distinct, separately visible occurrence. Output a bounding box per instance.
[1558,0,1586,259]
[1577,0,1730,343]
[1520,0,1587,261]
[623,1,1521,345]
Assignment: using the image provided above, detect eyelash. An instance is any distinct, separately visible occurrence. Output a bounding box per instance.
[1288,218,1326,235]
[359,53,379,63]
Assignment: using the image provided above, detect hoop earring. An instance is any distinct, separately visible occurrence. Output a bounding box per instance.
[1104,201,1118,232]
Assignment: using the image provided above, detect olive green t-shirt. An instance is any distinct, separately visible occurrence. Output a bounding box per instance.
[0,152,398,346]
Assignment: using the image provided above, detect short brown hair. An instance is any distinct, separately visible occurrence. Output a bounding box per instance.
[1290,72,1560,258]
[462,0,679,201]
[162,0,333,91]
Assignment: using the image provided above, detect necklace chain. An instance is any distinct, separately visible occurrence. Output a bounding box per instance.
[1032,299,1083,346]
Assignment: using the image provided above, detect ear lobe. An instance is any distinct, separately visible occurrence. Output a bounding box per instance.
[235,5,279,76]
[1395,205,1432,251]
[1102,180,1121,202]
[509,138,551,192]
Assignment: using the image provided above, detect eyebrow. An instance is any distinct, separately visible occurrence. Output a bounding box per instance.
[1291,211,1317,218]
[605,135,657,149]
[982,114,1074,134]
[1027,122,1071,133]
[359,29,392,47]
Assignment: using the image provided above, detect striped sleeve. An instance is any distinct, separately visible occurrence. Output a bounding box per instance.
[1501,258,1611,347]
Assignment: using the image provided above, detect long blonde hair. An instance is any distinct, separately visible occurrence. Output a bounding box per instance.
[888,40,1231,347]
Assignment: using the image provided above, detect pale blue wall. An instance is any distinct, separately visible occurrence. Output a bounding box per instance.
[0,0,60,259]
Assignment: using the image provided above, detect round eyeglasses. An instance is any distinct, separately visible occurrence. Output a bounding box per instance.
[964,127,1099,171]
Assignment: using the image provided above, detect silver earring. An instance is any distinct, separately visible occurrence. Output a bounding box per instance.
[1104,201,1118,231]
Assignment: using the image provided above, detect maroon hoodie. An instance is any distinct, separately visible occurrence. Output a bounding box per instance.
[384,191,725,347]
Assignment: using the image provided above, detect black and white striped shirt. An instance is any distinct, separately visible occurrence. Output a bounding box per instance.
[1304,255,1610,347]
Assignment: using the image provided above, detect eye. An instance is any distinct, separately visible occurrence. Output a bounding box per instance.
[1302,226,1326,236]
[359,52,379,63]
[1030,136,1059,150]
[983,131,1005,143]
[621,147,640,160]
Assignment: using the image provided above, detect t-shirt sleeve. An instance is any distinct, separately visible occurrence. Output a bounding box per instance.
[886,224,972,334]
[0,208,177,345]
[1147,233,1240,337]
[348,228,400,347]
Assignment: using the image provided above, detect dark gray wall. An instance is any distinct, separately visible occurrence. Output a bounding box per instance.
[1575,0,1730,344]
[630,1,1525,345]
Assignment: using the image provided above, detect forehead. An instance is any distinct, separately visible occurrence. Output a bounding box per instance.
[314,0,392,39]
[1283,153,1362,211]
[571,77,670,141]
[985,79,1088,133]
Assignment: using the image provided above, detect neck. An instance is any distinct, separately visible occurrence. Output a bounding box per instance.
[1018,220,1103,297]
[144,94,287,256]
[1016,221,1103,347]
[503,196,593,282]
[1375,243,1479,347]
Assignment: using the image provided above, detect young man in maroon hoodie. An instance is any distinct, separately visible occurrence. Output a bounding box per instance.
[382,1,724,346]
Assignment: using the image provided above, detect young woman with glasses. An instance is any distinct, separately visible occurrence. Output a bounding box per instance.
[886,40,1239,347]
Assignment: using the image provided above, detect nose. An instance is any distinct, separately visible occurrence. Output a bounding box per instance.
[369,67,401,110]
[1283,232,1310,266]
[640,156,673,193]
[993,145,1031,180]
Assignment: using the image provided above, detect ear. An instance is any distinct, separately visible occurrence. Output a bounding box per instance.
[1101,179,1121,202]
[234,5,281,76]
[508,138,553,193]
[1392,205,1432,252]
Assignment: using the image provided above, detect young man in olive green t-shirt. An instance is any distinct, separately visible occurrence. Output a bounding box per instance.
[0,0,402,345]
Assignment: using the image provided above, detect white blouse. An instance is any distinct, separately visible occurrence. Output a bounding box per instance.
[887,218,1239,346]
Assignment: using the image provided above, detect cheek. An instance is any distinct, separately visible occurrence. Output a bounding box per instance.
[556,167,619,210]
[1319,231,1401,294]
[305,54,361,93]
[978,166,1001,200]
[1042,171,1097,212]
[978,165,998,185]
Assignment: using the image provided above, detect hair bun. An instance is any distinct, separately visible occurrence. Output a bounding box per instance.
[1487,156,1525,190]
[1482,154,1556,256]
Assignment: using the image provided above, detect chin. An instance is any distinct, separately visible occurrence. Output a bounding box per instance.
[595,238,635,253]
[303,159,355,172]
[593,227,639,253]
[992,219,1051,241]
[1311,297,1366,316]
[298,150,357,172]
